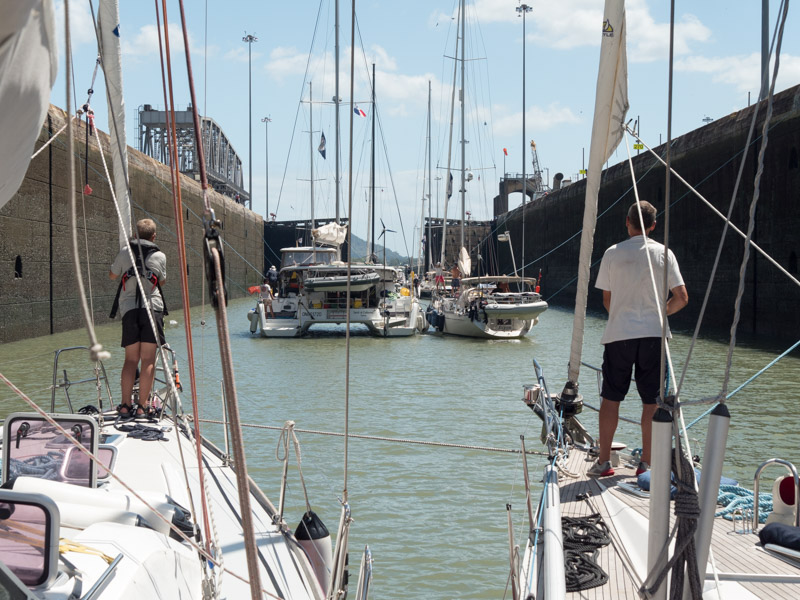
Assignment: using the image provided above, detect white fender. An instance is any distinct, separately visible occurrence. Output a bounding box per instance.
[295,510,333,593]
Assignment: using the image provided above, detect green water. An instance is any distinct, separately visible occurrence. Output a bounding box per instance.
[2,298,799,599]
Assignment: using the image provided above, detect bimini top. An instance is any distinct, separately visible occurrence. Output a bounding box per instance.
[461,275,538,286]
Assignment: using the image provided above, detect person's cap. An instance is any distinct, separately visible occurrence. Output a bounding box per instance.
[269,265,276,270]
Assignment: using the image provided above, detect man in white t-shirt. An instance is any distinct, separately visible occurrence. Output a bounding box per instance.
[589,201,688,477]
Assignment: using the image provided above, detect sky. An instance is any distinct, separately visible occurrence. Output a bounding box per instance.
[52,0,800,257]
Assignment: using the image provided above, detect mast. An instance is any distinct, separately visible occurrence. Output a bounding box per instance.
[309,82,315,231]
[335,0,341,223]
[370,63,376,262]
[459,0,466,252]
[427,80,433,271]
[440,1,461,267]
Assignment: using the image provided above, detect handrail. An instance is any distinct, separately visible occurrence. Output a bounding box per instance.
[80,554,124,600]
[51,346,113,413]
[753,458,800,532]
[353,545,373,600]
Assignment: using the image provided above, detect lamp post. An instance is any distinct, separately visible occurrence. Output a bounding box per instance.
[517,3,531,280]
[261,116,271,219]
[243,32,258,210]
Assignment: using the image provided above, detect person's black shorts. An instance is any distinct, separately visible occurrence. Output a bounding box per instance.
[121,308,165,347]
[601,337,662,404]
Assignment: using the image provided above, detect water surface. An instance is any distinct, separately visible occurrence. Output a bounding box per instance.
[2,299,799,599]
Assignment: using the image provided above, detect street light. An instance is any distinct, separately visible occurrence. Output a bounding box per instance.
[517,3,532,281]
[261,116,271,219]
[243,32,258,210]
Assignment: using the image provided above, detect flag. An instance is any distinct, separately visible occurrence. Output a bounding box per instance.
[354,106,367,117]
[503,148,508,156]
[318,132,326,159]
[446,172,453,198]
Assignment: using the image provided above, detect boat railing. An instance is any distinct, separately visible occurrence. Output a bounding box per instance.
[353,545,373,600]
[753,458,800,532]
[50,346,114,413]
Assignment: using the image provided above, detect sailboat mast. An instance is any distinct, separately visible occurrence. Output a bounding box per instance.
[309,82,315,231]
[370,63,376,261]
[440,2,461,267]
[459,0,466,252]
[335,0,341,224]
[427,80,433,270]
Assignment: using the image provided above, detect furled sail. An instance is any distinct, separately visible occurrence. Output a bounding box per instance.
[567,0,629,384]
[0,0,57,209]
[98,0,131,247]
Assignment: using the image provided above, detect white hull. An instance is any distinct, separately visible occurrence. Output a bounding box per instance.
[441,310,535,339]
[251,296,423,338]
[1,406,325,600]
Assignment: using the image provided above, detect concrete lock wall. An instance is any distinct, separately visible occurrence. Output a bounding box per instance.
[490,85,800,341]
[0,106,264,343]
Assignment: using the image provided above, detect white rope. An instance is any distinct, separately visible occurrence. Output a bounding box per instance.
[276,421,311,513]
[30,116,76,160]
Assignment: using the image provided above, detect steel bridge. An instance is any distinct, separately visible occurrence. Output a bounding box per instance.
[136,105,250,205]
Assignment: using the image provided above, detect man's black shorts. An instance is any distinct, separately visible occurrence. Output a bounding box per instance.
[601,337,662,404]
[121,308,165,347]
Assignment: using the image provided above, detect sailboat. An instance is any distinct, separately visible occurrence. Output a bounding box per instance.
[511,1,800,598]
[0,1,372,598]
[425,0,547,340]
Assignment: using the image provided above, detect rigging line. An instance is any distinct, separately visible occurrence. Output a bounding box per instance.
[626,130,800,292]
[720,0,790,402]
[197,419,549,455]
[87,0,135,230]
[274,0,326,218]
[0,373,283,600]
[684,338,800,423]
[352,18,410,258]
[160,0,216,561]
[344,0,357,507]
[63,0,108,364]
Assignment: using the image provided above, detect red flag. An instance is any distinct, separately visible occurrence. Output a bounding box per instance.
[503,148,508,156]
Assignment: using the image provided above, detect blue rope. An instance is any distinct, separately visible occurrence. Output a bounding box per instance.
[685,338,800,430]
[715,484,773,523]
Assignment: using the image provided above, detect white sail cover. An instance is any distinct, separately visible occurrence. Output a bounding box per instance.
[312,222,347,247]
[0,0,57,209]
[458,246,471,277]
[98,0,131,247]
[567,0,628,383]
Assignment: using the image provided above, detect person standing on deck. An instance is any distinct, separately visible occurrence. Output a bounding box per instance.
[260,279,276,318]
[109,218,167,418]
[588,201,688,477]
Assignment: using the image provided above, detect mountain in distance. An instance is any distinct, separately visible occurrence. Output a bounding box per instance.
[348,233,408,266]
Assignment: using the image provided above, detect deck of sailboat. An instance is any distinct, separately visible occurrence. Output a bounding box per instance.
[554,447,800,599]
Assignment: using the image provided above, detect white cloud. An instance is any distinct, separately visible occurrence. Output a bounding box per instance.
[55,0,96,49]
[521,0,710,60]
[224,46,263,63]
[493,103,581,136]
[121,23,197,59]
[676,53,800,94]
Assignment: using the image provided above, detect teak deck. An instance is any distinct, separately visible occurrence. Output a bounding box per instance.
[553,448,800,599]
